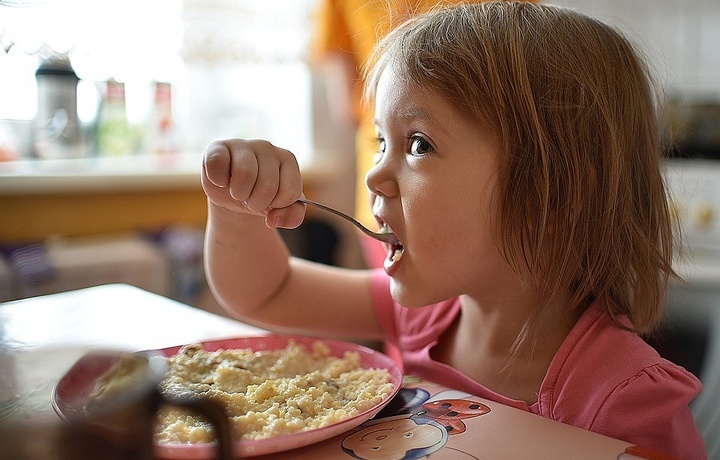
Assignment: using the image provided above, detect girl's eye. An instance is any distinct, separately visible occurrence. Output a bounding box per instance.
[373,137,386,164]
[378,137,386,154]
[409,135,433,157]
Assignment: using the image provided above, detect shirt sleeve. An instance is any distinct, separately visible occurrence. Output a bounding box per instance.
[370,268,405,368]
[590,364,706,459]
[370,268,397,338]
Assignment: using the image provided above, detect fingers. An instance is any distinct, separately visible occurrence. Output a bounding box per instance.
[226,143,263,206]
[266,202,306,229]
[203,141,232,188]
[201,139,304,227]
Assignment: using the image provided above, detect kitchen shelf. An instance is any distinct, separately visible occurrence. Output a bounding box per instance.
[0,154,203,195]
[0,152,342,243]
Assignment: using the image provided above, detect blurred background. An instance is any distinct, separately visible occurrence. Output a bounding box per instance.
[0,0,355,308]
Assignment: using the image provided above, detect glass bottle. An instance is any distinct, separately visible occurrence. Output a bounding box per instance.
[145,81,178,155]
[95,79,133,156]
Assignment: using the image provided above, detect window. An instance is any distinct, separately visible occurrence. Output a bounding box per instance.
[0,0,316,164]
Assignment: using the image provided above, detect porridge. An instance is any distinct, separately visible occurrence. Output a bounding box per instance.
[154,340,395,443]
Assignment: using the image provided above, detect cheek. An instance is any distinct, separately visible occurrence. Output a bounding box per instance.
[412,192,503,275]
[402,171,501,257]
[411,212,494,277]
[417,194,497,251]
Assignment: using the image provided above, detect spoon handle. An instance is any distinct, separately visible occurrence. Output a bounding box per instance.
[297,198,396,243]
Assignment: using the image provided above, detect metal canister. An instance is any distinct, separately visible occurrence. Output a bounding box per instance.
[33,57,83,159]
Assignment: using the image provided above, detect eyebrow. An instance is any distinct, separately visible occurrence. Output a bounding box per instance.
[375,106,451,137]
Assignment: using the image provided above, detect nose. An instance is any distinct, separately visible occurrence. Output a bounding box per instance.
[365,151,399,200]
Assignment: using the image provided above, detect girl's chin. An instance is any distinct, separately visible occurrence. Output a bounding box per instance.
[389,282,424,308]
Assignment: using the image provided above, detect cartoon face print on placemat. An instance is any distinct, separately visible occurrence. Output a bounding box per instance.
[341,387,491,459]
[341,414,447,460]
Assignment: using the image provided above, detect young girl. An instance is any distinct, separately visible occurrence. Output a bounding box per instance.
[201,2,705,457]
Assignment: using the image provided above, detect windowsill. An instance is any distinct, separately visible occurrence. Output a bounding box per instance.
[0,153,204,195]
[0,151,338,196]
[0,151,344,243]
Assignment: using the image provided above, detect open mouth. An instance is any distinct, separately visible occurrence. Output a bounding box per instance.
[389,242,404,263]
[378,223,404,270]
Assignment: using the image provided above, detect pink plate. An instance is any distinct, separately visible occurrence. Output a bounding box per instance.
[152,335,403,459]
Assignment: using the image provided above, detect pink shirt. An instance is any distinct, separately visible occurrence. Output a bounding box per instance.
[370,270,706,459]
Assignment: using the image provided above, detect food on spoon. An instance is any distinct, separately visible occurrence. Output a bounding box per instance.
[391,248,403,262]
[154,340,395,443]
[378,223,404,265]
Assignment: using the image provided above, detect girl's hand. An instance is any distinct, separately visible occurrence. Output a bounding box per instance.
[201,139,305,229]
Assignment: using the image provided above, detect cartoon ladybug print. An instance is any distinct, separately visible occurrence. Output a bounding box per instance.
[419,399,491,434]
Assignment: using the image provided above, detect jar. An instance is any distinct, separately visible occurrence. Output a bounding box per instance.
[33,57,83,159]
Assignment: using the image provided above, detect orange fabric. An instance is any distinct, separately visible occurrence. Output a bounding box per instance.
[313,1,440,123]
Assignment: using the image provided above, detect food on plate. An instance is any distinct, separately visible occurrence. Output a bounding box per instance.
[85,353,150,408]
[154,340,395,443]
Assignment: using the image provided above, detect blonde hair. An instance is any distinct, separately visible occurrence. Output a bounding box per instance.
[364,1,676,335]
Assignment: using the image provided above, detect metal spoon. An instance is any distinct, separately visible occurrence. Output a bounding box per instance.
[297,198,398,244]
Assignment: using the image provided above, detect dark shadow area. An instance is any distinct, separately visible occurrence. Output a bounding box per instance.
[279,218,340,266]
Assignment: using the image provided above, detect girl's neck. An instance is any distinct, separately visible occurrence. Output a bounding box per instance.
[432,294,579,404]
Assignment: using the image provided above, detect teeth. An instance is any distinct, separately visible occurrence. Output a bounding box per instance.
[391,248,404,262]
[378,221,404,264]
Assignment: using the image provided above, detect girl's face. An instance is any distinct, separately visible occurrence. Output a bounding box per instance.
[367,67,519,308]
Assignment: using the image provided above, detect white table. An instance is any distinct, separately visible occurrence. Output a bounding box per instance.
[0,284,264,424]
